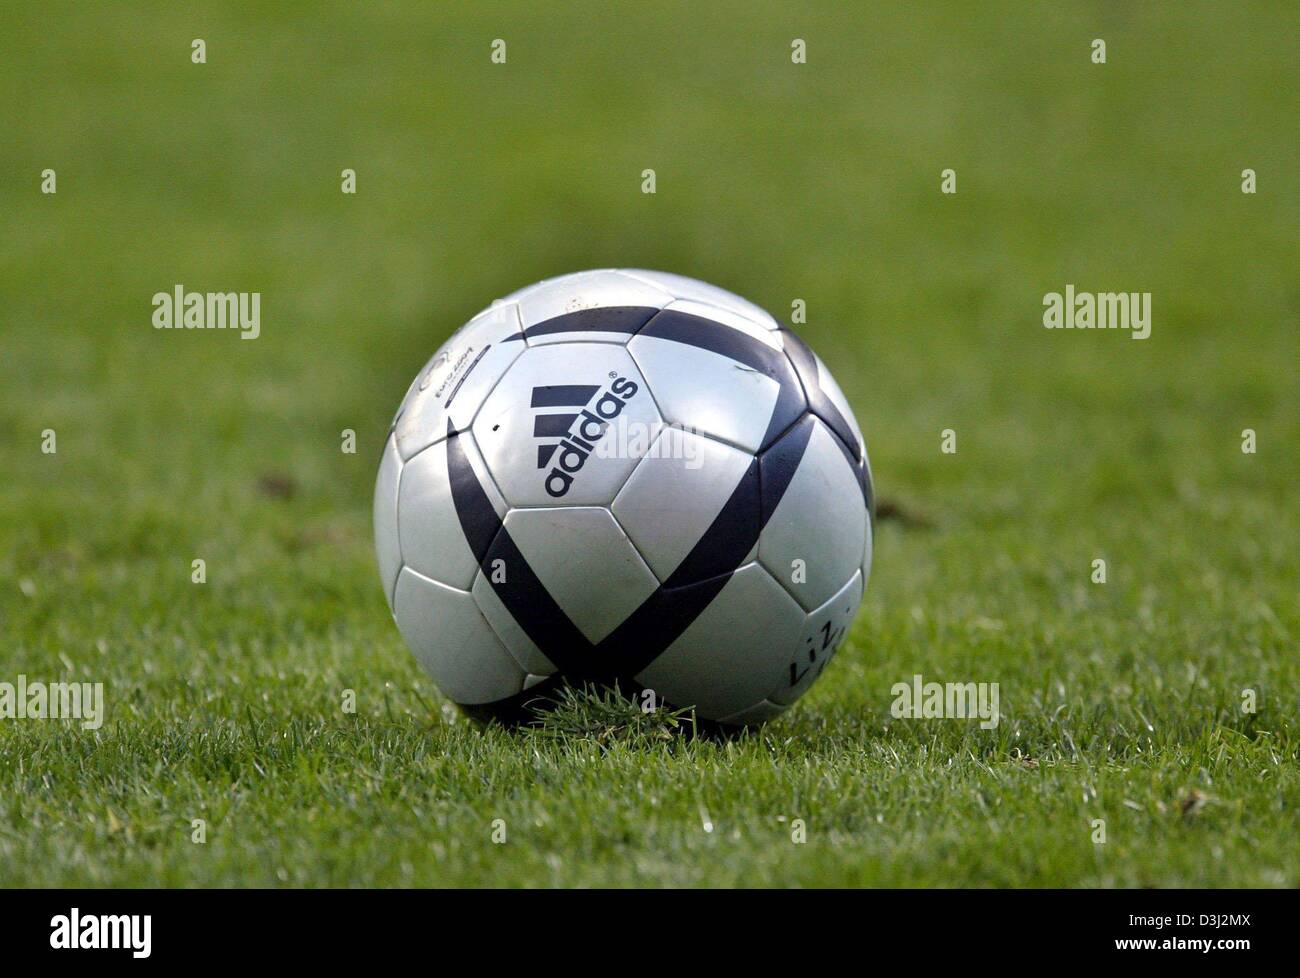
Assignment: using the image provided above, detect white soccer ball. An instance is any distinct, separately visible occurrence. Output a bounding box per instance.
[374,269,873,726]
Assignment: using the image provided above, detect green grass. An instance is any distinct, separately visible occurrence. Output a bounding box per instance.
[1,1,1297,887]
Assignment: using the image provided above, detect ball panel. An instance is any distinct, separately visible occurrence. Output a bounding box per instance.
[611,427,758,584]
[397,432,504,590]
[392,567,525,705]
[628,333,784,454]
[373,434,403,608]
[659,299,783,351]
[472,569,558,678]
[515,270,674,343]
[618,269,780,331]
[512,305,661,346]
[501,506,660,645]
[634,562,804,721]
[770,570,862,706]
[759,416,868,612]
[393,303,526,462]
[630,308,806,453]
[472,343,661,507]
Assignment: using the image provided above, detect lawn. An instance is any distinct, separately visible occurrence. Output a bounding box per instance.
[1,1,1296,886]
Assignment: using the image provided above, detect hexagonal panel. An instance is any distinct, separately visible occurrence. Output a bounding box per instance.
[392,567,526,706]
[497,506,659,645]
[770,570,862,706]
[758,416,868,611]
[611,427,758,584]
[634,562,804,721]
[618,269,780,331]
[393,302,526,462]
[397,430,505,590]
[472,343,661,507]
[373,433,403,608]
[514,270,674,345]
[628,310,805,453]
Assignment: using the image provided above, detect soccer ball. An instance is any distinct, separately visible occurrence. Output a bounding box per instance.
[374,269,873,726]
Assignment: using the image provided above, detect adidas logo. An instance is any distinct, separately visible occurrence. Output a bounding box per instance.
[531,376,639,497]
